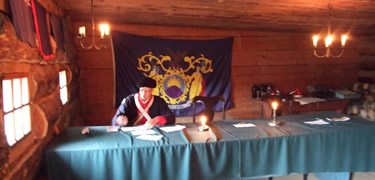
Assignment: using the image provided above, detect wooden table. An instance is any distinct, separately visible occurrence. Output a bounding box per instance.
[261,97,353,118]
[45,112,375,180]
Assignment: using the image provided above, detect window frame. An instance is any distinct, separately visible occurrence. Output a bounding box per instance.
[59,70,68,105]
[2,73,32,147]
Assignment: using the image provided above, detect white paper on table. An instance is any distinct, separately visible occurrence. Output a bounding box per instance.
[304,119,329,125]
[233,123,256,128]
[121,126,147,132]
[136,134,163,141]
[160,125,186,132]
[131,129,157,136]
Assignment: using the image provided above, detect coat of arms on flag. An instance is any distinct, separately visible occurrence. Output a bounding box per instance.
[112,31,233,117]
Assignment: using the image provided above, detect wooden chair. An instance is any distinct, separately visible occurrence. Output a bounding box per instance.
[192,96,225,122]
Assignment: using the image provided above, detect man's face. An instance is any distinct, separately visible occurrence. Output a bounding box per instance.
[139,87,153,101]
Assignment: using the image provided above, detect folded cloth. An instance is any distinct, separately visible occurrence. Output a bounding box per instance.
[294,97,326,105]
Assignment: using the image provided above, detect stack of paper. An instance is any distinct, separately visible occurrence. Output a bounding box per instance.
[304,119,329,125]
[121,126,147,132]
[131,129,157,136]
[160,125,186,132]
[233,122,256,128]
[120,126,163,141]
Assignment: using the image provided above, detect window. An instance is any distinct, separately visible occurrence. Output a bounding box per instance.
[59,70,68,104]
[2,75,31,146]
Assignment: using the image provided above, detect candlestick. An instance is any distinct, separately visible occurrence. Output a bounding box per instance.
[269,101,280,126]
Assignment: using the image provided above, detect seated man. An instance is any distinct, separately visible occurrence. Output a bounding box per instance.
[112,76,176,129]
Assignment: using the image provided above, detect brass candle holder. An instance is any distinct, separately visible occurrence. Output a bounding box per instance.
[198,116,209,132]
[268,101,280,127]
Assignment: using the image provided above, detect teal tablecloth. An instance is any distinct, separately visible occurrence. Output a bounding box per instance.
[45,112,375,180]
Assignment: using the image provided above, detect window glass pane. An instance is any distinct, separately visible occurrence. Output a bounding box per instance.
[60,88,63,104]
[59,71,68,104]
[2,79,13,112]
[59,71,63,87]
[62,71,67,86]
[13,78,22,108]
[64,87,68,104]
[4,113,16,146]
[21,77,29,104]
[59,71,67,87]
[22,105,31,134]
[14,109,23,141]
[3,75,31,146]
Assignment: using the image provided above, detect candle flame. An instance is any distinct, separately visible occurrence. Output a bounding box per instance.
[325,35,333,47]
[79,26,86,37]
[313,35,319,47]
[341,35,347,46]
[99,23,110,38]
[271,101,278,110]
[201,116,207,126]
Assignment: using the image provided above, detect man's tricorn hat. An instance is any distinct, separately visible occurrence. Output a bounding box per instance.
[137,76,156,88]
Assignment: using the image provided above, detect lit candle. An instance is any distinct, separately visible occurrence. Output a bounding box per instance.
[325,35,333,47]
[79,26,86,37]
[201,116,207,128]
[341,35,347,47]
[313,35,319,47]
[99,24,110,38]
[198,116,209,131]
[99,24,105,38]
[104,24,110,36]
[269,101,280,126]
[271,101,278,121]
[271,101,278,110]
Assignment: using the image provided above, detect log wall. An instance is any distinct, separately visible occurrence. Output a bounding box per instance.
[358,36,375,80]
[75,23,360,125]
[0,12,82,180]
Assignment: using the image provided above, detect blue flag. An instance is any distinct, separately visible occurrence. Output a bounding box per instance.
[112,31,233,116]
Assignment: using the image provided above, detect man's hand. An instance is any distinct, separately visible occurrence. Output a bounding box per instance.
[144,118,159,129]
[144,116,166,129]
[116,115,129,126]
